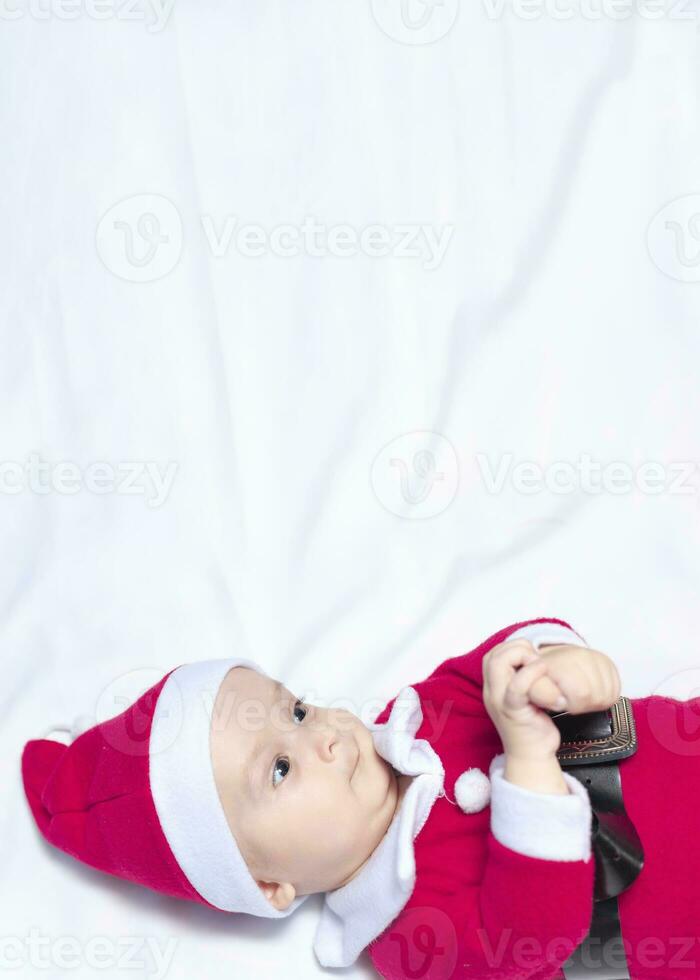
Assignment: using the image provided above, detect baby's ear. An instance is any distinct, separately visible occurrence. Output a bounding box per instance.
[256,879,297,911]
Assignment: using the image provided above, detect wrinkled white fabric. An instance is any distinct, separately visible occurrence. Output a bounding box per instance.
[4,6,697,977]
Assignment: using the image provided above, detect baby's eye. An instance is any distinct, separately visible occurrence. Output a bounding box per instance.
[271,697,308,788]
[272,755,289,786]
[292,697,308,724]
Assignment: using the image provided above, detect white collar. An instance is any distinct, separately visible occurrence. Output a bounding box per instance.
[313,685,445,968]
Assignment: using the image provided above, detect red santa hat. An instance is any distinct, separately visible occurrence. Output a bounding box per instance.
[21,658,310,919]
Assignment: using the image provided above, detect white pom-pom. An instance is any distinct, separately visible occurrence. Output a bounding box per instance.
[454,767,491,814]
[71,713,95,740]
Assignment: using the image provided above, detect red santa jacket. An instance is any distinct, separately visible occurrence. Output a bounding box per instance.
[362,617,700,980]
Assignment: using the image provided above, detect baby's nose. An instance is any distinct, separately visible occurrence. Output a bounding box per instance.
[312,724,341,762]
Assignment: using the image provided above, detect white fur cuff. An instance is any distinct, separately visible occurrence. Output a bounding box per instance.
[488,753,592,862]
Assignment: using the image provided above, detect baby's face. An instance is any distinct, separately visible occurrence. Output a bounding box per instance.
[210,667,401,911]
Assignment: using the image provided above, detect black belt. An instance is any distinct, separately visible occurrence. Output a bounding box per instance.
[548,697,645,980]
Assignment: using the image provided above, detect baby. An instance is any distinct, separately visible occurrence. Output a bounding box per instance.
[21,617,698,978]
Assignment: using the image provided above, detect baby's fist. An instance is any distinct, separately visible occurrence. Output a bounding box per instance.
[529,644,622,714]
[482,640,567,760]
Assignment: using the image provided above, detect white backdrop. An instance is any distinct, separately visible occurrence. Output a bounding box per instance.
[2,2,700,977]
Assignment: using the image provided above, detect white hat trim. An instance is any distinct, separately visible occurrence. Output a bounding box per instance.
[148,657,309,918]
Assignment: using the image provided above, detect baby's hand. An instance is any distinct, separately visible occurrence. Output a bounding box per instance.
[482,640,566,761]
[482,639,623,762]
[528,643,622,715]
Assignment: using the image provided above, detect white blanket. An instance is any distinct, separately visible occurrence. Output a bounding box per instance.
[2,2,700,976]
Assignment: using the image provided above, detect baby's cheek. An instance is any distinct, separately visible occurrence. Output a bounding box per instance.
[297,801,340,843]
